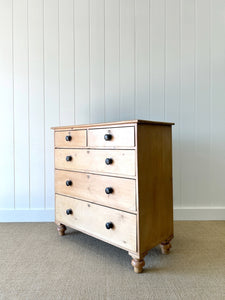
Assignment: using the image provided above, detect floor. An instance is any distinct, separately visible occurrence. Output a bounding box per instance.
[0,221,224,300]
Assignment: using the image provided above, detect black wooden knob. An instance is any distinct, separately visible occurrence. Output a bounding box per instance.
[105,158,113,165]
[65,135,72,141]
[66,180,72,186]
[66,208,73,215]
[105,187,113,194]
[104,134,112,141]
[105,222,113,229]
[66,156,72,161]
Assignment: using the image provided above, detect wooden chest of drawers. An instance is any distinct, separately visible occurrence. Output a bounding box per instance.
[52,120,174,273]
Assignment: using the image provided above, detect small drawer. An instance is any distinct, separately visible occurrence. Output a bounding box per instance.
[55,170,136,212]
[88,126,135,147]
[55,149,135,176]
[55,130,86,148]
[55,194,137,252]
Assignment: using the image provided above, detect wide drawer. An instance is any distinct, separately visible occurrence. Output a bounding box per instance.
[55,149,136,177]
[55,130,86,148]
[55,194,137,252]
[55,170,136,212]
[88,126,135,148]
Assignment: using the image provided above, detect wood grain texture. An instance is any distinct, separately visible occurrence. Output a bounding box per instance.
[55,194,137,252]
[137,124,173,254]
[55,148,136,177]
[51,119,174,130]
[55,169,136,212]
[88,126,135,147]
[55,130,86,148]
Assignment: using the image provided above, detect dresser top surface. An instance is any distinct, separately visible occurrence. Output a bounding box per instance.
[51,119,175,130]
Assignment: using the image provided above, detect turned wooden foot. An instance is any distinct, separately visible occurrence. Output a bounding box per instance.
[129,251,148,273]
[57,224,66,236]
[160,235,173,254]
[131,257,145,273]
[160,242,171,254]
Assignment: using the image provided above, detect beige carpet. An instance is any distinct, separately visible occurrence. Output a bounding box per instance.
[0,221,225,300]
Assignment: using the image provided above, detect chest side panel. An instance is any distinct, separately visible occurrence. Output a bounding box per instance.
[137,124,174,254]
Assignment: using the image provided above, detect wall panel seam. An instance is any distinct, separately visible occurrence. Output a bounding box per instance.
[179,0,182,207]
[43,0,46,209]
[164,0,166,121]
[12,0,16,210]
[27,0,31,209]
[58,0,61,125]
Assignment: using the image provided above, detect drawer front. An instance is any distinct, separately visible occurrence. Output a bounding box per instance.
[55,130,86,148]
[55,170,136,212]
[55,194,137,252]
[88,126,135,147]
[55,149,136,176]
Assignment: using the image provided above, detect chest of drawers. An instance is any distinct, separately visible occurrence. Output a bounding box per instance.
[52,120,174,273]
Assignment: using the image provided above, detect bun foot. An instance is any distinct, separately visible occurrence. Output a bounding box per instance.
[129,251,148,273]
[131,258,145,273]
[57,224,66,236]
[160,242,171,254]
[160,235,173,254]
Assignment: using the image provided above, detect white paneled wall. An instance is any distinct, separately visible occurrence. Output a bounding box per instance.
[0,0,225,221]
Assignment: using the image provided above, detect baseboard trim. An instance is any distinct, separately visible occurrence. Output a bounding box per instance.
[0,209,55,222]
[0,207,225,222]
[174,207,225,220]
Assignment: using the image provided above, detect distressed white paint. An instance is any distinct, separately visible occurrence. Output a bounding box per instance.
[0,0,225,221]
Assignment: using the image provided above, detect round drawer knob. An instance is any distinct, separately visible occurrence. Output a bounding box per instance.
[105,187,113,194]
[66,156,72,162]
[105,222,113,230]
[66,180,72,186]
[66,208,73,215]
[104,134,112,141]
[105,158,113,165]
[65,135,72,142]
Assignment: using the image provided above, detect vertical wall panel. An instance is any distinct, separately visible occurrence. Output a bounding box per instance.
[211,0,225,207]
[120,0,135,120]
[13,0,30,209]
[59,0,74,125]
[150,0,165,120]
[44,0,60,209]
[0,0,225,219]
[74,0,90,124]
[180,0,196,207]
[195,0,211,206]
[90,0,105,123]
[0,0,14,209]
[165,0,180,207]
[28,0,45,208]
[105,0,120,121]
[135,0,149,119]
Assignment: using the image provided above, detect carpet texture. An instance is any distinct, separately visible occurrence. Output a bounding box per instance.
[0,221,224,300]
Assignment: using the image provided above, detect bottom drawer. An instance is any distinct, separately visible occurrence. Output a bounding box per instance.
[55,194,137,252]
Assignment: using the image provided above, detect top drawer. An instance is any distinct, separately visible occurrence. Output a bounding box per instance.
[88,126,135,148]
[55,130,86,148]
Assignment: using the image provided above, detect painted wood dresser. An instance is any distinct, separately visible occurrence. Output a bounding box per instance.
[52,120,174,273]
